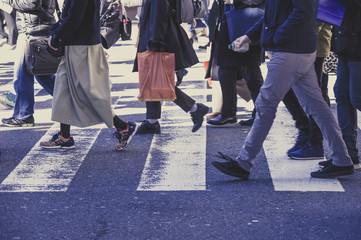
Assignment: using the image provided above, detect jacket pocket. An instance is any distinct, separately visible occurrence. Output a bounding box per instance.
[335,28,360,57]
[261,23,277,48]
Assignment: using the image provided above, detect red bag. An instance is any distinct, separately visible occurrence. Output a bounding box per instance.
[137,50,176,101]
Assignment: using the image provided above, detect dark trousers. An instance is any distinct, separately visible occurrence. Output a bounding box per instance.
[145,87,196,119]
[308,57,330,148]
[219,65,309,133]
[218,65,263,118]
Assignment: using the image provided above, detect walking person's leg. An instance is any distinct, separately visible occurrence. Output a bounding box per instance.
[212,52,299,179]
[290,55,354,177]
[334,59,361,168]
[2,34,35,126]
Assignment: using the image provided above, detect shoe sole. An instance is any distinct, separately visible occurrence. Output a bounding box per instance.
[290,156,325,160]
[3,122,35,127]
[207,119,237,125]
[116,124,139,151]
[212,161,249,180]
[311,169,355,178]
[40,145,75,149]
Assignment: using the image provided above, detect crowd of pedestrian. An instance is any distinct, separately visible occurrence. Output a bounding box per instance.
[0,0,360,180]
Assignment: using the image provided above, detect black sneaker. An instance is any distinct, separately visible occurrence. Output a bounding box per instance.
[113,121,138,151]
[212,152,250,180]
[136,120,161,134]
[190,103,209,132]
[311,163,354,178]
[319,158,361,170]
[2,116,35,127]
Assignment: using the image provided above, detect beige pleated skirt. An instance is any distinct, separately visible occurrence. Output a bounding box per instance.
[51,44,114,128]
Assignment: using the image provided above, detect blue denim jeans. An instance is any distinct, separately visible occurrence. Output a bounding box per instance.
[12,34,55,120]
[334,59,361,160]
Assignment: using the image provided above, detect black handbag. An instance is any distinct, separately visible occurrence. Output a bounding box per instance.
[100,0,124,49]
[25,37,63,76]
[24,0,63,76]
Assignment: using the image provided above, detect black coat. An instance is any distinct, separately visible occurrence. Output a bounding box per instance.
[5,0,56,35]
[133,0,198,71]
[334,0,361,60]
[214,1,263,68]
[50,0,101,48]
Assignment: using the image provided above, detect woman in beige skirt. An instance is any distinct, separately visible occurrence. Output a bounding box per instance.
[42,0,137,151]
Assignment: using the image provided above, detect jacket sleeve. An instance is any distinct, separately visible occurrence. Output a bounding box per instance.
[4,0,41,12]
[50,0,89,48]
[147,0,169,52]
[246,16,264,42]
[273,0,315,46]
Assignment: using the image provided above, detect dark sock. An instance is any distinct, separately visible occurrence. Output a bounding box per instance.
[113,115,127,130]
[60,123,71,139]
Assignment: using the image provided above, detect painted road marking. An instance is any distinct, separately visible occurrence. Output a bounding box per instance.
[263,107,345,192]
[137,72,207,191]
[0,125,101,192]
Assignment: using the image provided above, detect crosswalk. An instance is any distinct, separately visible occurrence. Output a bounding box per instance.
[0,38,359,193]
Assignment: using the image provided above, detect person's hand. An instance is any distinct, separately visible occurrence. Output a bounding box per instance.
[224,0,233,4]
[231,35,251,52]
[48,36,58,51]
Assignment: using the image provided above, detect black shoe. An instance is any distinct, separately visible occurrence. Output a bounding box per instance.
[212,152,250,179]
[239,117,254,126]
[191,103,209,132]
[176,69,188,86]
[207,115,237,125]
[136,120,161,134]
[319,158,361,170]
[2,115,35,127]
[311,163,354,178]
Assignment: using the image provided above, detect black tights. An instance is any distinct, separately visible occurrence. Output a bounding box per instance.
[60,116,127,138]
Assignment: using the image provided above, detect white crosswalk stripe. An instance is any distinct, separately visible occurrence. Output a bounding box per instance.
[0,125,102,192]
[0,37,358,193]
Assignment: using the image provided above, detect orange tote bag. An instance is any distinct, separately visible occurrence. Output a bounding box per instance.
[137,50,176,101]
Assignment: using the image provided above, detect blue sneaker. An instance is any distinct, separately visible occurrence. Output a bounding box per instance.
[40,132,75,149]
[289,144,324,160]
[287,133,309,156]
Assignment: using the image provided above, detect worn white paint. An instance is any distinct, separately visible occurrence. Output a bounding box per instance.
[137,118,207,191]
[263,107,345,192]
[0,125,101,192]
[137,85,208,191]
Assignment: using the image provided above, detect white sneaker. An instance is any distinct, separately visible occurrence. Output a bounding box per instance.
[0,93,15,109]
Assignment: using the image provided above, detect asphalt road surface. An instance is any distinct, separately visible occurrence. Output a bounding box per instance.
[0,25,360,240]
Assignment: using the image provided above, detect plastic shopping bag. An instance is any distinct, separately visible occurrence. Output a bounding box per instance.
[137,50,176,101]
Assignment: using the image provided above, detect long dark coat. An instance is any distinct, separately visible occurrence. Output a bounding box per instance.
[133,0,198,72]
[214,1,263,68]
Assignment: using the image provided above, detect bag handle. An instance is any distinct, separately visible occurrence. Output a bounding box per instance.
[55,0,61,20]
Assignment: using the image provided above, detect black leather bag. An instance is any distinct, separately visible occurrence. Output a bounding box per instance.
[25,37,62,76]
[100,0,127,49]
